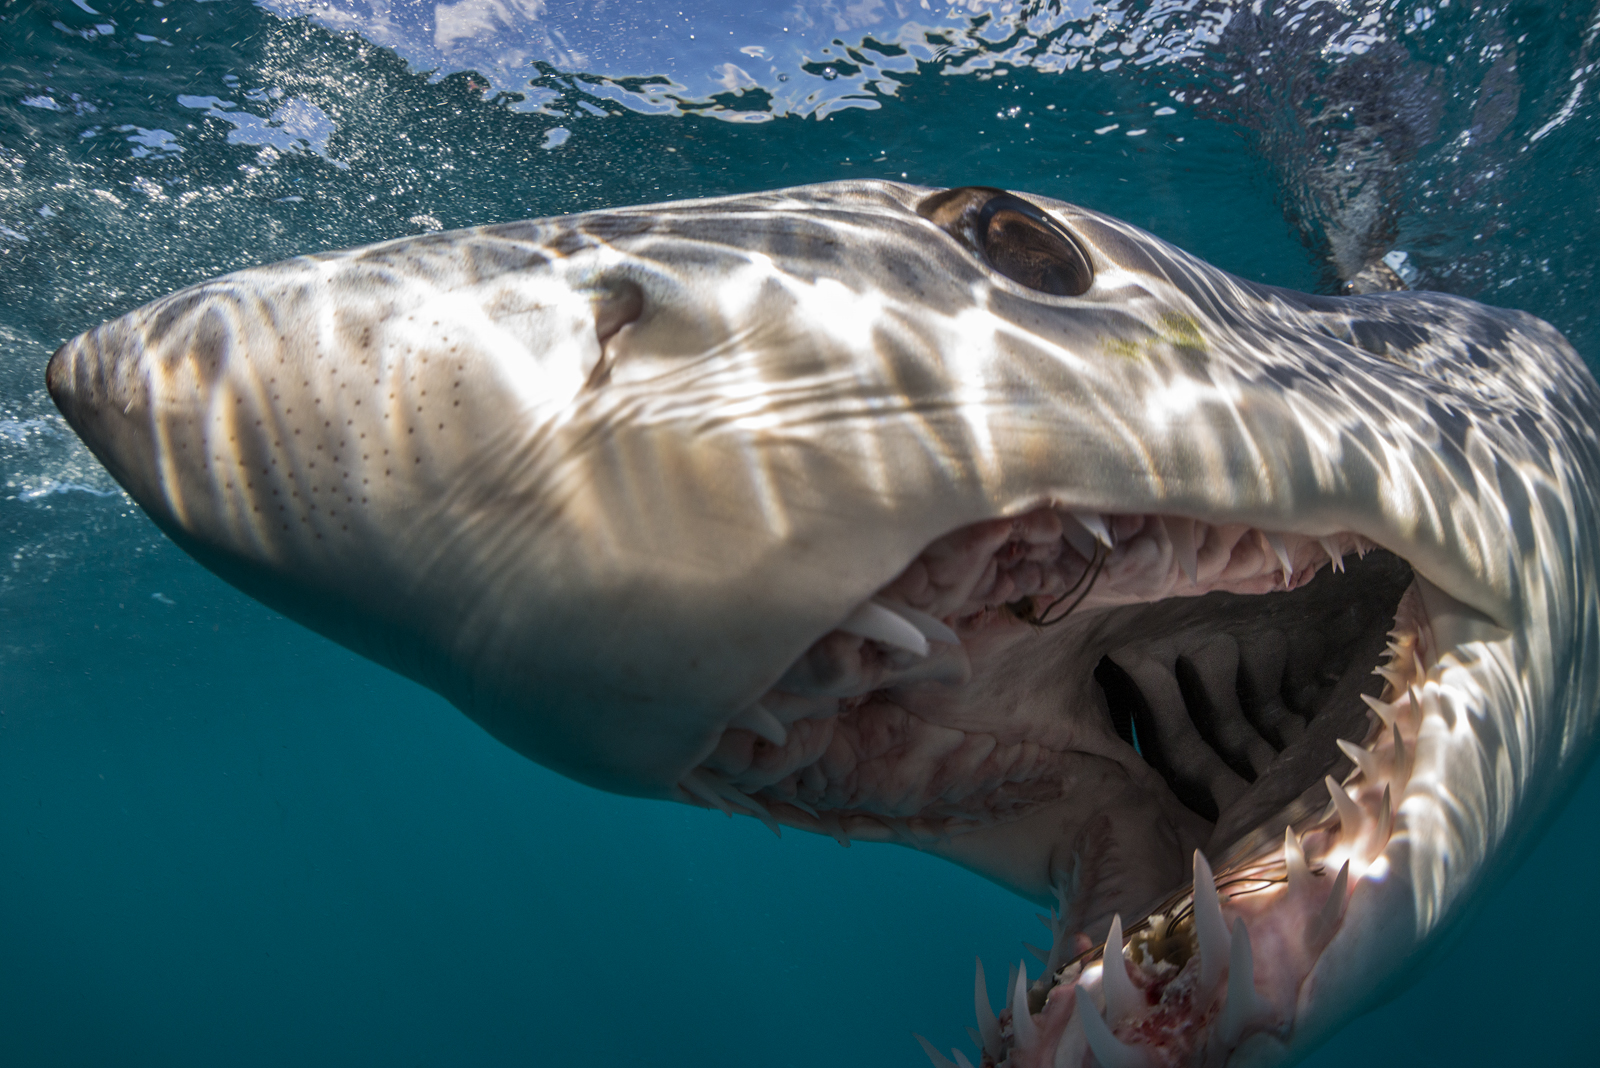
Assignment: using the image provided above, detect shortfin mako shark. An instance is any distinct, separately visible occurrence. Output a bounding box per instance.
[45,181,1600,1066]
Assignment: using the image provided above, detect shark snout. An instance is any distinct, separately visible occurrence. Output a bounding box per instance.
[48,309,169,511]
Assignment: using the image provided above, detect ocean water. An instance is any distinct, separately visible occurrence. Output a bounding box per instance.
[1,1,1598,1065]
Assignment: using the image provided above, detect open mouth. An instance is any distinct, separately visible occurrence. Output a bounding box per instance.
[679,508,1433,1066]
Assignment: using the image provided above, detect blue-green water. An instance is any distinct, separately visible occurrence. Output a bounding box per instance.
[2,1,1597,1064]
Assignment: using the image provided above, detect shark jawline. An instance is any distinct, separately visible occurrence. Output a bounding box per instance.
[734,507,1429,1068]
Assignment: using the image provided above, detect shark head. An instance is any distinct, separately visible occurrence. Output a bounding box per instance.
[47,180,1600,1065]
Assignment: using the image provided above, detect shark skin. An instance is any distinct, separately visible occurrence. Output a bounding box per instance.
[45,181,1600,1066]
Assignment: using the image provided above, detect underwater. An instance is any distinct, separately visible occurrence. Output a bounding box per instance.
[3,1,1600,1065]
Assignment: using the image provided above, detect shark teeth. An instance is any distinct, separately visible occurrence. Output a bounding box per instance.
[1360,691,1398,728]
[1011,960,1040,1050]
[681,770,782,837]
[730,703,787,746]
[1391,720,1412,781]
[973,958,1002,1061]
[1325,774,1365,835]
[1070,510,1116,549]
[1102,913,1143,1022]
[1192,849,1231,993]
[1284,825,1312,897]
[1263,530,1294,583]
[1308,860,1351,946]
[914,1035,977,1068]
[1168,517,1199,583]
[1337,737,1384,784]
[837,599,929,656]
[875,597,960,645]
[680,769,734,815]
[1060,512,1099,558]
[1318,535,1345,571]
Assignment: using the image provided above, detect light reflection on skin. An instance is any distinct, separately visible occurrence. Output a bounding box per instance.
[47,181,1600,1066]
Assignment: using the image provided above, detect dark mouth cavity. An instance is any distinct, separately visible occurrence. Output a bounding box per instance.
[1086,549,1413,854]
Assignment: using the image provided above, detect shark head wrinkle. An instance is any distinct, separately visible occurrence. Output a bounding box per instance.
[45,180,1600,1066]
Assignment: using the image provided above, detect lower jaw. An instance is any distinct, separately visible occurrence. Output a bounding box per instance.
[681,509,1440,1065]
[984,589,1429,1068]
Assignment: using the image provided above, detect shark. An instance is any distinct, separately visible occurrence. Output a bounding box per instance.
[45,181,1600,1066]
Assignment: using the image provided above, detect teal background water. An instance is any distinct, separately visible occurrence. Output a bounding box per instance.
[2,1,1598,1064]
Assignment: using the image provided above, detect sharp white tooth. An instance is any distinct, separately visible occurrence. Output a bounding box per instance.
[1221,917,1270,1044]
[1284,825,1311,897]
[965,1027,982,1050]
[1102,913,1142,1023]
[1360,692,1398,728]
[1075,986,1152,1068]
[1374,663,1405,687]
[731,703,788,746]
[1337,738,1383,783]
[1026,942,1049,964]
[1391,722,1411,782]
[953,1051,977,1068]
[681,771,733,816]
[1310,860,1351,945]
[974,958,1002,1061]
[1263,531,1294,583]
[1060,511,1099,558]
[1376,784,1393,848]
[1325,775,1365,835]
[1168,517,1199,584]
[1192,850,1232,994]
[837,600,929,656]
[874,597,960,645]
[1317,535,1343,571]
[1072,511,1116,549]
[784,794,819,818]
[914,1035,959,1068]
[1012,960,1039,1051]
[702,771,782,837]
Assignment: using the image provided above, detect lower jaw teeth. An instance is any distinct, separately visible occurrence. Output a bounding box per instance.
[942,616,1430,1068]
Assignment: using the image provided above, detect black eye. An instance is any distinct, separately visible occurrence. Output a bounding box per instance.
[917,186,1094,297]
[980,203,1093,296]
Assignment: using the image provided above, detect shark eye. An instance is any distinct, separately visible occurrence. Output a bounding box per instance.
[917,186,1094,297]
[979,199,1094,296]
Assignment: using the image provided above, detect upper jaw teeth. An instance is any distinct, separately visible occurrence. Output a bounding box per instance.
[835,598,946,657]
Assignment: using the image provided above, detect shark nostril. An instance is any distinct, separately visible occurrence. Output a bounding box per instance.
[592,278,644,347]
[585,278,645,389]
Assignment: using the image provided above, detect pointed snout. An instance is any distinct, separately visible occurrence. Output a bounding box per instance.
[47,291,230,528]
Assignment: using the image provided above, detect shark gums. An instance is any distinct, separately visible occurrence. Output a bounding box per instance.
[45,182,1600,1066]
